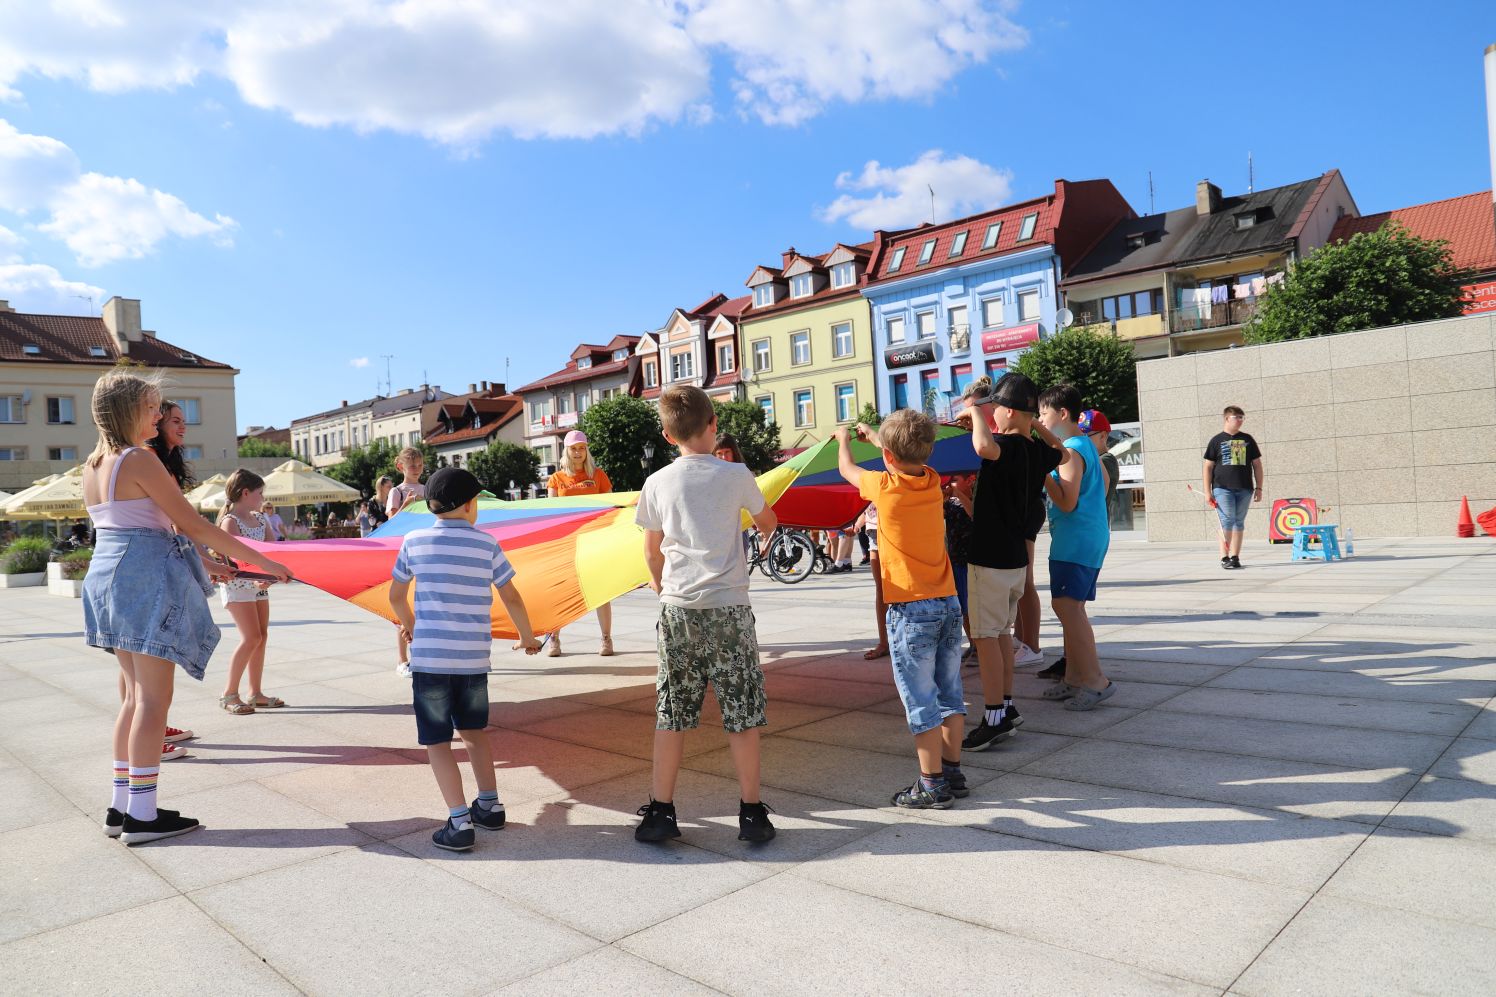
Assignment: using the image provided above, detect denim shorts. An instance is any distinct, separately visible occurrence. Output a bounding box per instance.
[885,596,966,735]
[412,672,490,745]
[83,527,220,680]
[1050,560,1101,602]
[1213,487,1254,531]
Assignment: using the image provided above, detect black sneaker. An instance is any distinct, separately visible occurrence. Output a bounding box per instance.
[891,780,955,810]
[120,810,199,845]
[1229,555,1242,570]
[962,714,1016,751]
[469,798,506,830]
[105,807,179,838]
[1008,704,1023,727]
[635,799,681,842]
[737,801,776,843]
[945,769,970,798]
[1221,555,1232,570]
[1037,656,1067,681]
[432,816,476,852]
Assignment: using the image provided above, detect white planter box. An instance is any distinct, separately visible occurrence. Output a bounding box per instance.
[47,562,65,581]
[48,577,83,598]
[0,572,45,588]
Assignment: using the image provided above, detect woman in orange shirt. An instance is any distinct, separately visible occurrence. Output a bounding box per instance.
[545,431,615,656]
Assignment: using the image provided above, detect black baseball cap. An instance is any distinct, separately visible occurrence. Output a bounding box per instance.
[968,372,1039,414]
[425,467,483,514]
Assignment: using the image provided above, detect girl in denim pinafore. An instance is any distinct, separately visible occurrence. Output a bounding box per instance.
[83,369,293,846]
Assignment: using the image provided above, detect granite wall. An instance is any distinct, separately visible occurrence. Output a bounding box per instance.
[1137,313,1496,541]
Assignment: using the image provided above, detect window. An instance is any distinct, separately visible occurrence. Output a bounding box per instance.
[717,342,735,373]
[951,364,973,399]
[793,389,814,427]
[982,222,1002,250]
[529,399,552,422]
[981,297,1003,329]
[891,374,909,410]
[916,312,936,340]
[670,351,695,380]
[89,346,107,357]
[887,246,907,273]
[752,339,771,373]
[985,358,1008,380]
[22,344,40,355]
[0,447,26,460]
[339,430,346,449]
[576,357,592,369]
[183,446,203,460]
[601,386,621,400]
[756,395,774,422]
[753,284,775,308]
[613,348,630,361]
[1018,289,1040,322]
[1018,213,1038,241]
[790,273,813,298]
[48,446,77,461]
[949,305,968,335]
[831,321,854,358]
[836,383,856,422]
[578,392,591,413]
[644,360,658,388]
[887,315,905,344]
[831,262,855,288]
[948,231,968,257]
[790,331,811,366]
[409,431,420,445]
[919,370,939,415]
[1234,211,1257,231]
[557,393,572,415]
[918,239,936,264]
[180,399,201,425]
[0,396,23,423]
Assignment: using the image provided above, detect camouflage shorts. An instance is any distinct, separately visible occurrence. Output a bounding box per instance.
[656,604,766,733]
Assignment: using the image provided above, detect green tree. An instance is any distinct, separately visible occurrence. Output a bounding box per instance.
[1014,326,1138,422]
[854,402,881,426]
[711,400,782,472]
[237,437,294,459]
[1245,223,1477,344]
[327,439,442,496]
[465,440,541,497]
[576,396,670,490]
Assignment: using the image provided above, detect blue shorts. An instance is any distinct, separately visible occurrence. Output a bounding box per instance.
[412,672,489,745]
[951,562,969,615]
[1050,560,1100,602]
[885,596,966,735]
[1213,487,1253,532]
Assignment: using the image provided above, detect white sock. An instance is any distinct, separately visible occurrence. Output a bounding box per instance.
[984,706,1005,726]
[127,765,160,821]
[111,760,129,812]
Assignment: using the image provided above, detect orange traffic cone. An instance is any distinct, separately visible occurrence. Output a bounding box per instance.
[1458,496,1475,538]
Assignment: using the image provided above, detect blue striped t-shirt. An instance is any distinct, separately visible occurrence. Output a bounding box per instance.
[391,519,515,674]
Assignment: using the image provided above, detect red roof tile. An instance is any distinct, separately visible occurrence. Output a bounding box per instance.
[702,293,750,322]
[426,396,523,446]
[1329,190,1496,273]
[514,337,640,394]
[0,310,232,369]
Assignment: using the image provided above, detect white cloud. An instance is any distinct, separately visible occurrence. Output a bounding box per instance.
[819,150,1015,230]
[0,261,106,314]
[0,118,235,266]
[0,223,24,263]
[349,356,370,368]
[0,2,1028,144]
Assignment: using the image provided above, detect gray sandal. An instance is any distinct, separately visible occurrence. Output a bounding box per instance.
[1040,682,1076,701]
[1064,683,1116,711]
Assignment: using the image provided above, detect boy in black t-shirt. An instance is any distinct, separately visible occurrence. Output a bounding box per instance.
[1202,405,1263,569]
[955,374,1069,751]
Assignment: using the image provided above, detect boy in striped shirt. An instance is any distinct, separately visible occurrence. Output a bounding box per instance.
[389,467,542,852]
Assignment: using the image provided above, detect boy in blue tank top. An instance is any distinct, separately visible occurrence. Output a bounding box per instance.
[1037,384,1116,711]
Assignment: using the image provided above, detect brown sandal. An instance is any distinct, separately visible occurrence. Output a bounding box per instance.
[599,636,615,657]
[247,694,286,709]
[219,695,255,715]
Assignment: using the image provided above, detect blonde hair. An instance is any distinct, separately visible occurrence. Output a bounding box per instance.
[659,385,714,443]
[960,375,992,402]
[878,408,937,465]
[395,447,424,470]
[87,367,165,468]
[559,441,597,478]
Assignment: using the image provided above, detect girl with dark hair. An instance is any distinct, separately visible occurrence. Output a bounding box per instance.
[148,401,196,490]
[712,432,746,465]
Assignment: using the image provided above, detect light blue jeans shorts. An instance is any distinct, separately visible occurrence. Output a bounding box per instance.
[885,596,966,735]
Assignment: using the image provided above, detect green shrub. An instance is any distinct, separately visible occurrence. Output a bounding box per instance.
[1,537,51,575]
[60,548,93,580]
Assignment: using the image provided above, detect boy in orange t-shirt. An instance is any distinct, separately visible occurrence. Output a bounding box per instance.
[834,410,965,810]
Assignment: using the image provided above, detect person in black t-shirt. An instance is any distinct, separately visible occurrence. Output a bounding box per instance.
[1202,405,1263,570]
[954,373,1068,751]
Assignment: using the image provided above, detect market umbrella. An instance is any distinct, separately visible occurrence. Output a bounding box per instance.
[185,473,229,510]
[9,465,86,519]
[260,460,362,505]
[3,474,61,520]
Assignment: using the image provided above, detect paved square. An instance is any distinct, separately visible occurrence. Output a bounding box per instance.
[1,536,1493,995]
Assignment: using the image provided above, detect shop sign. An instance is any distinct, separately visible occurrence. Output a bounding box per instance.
[980,322,1041,354]
[884,341,937,369]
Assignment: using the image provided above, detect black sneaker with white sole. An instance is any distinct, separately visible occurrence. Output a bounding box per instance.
[1229,555,1242,570]
[105,807,179,838]
[1037,656,1067,681]
[737,801,776,843]
[635,799,681,843]
[1221,555,1233,570]
[469,798,506,830]
[1008,704,1023,727]
[432,817,476,852]
[962,714,1016,751]
[120,811,199,845]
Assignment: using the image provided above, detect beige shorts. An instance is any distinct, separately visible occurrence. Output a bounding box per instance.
[968,564,1027,638]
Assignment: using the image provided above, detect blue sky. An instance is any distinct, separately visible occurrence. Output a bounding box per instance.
[0,1,1491,429]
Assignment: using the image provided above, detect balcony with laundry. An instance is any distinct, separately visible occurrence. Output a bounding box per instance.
[1168,267,1285,337]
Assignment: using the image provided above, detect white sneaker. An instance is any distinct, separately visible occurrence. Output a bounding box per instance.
[396,662,412,677]
[160,743,190,762]
[1013,641,1045,667]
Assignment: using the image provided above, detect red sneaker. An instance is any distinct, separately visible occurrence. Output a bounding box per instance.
[160,743,191,761]
[163,726,195,743]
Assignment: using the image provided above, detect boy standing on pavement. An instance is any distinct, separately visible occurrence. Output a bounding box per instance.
[1203,406,1264,569]
[634,385,780,845]
[835,411,967,809]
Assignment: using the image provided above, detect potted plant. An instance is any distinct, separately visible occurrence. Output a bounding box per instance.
[49,548,92,598]
[0,538,51,588]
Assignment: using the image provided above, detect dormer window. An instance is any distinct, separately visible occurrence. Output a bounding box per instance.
[89,346,107,357]
[1018,213,1038,241]
[613,348,629,361]
[752,284,776,308]
[472,415,481,431]
[22,344,40,355]
[1126,233,1147,250]
[887,247,907,273]
[917,239,936,265]
[948,232,968,257]
[830,262,856,288]
[1234,211,1258,231]
[790,273,813,298]
[577,357,592,369]
[982,222,1002,250]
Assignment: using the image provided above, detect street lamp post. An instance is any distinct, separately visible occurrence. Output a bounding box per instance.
[642,441,656,475]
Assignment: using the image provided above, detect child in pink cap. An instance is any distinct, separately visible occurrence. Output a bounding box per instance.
[546,431,616,655]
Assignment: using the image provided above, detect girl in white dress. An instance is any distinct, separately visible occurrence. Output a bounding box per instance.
[217,469,284,714]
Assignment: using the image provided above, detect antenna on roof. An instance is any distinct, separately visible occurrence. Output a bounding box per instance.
[72,294,95,316]
[1248,152,1254,194]
[380,354,394,396]
[928,184,936,224]
[1147,172,1155,215]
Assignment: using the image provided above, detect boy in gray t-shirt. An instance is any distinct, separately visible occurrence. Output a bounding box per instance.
[634,386,780,845]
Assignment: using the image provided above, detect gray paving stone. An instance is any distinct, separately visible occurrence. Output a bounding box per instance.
[778,708,1076,772]
[1322,827,1496,930]
[519,705,730,760]
[1382,775,1496,842]
[495,946,717,995]
[1467,702,1496,741]
[390,727,650,802]
[620,873,1213,996]
[1206,664,1496,705]
[1429,736,1496,783]
[0,765,79,834]
[191,842,599,995]
[0,895,299,995]
[761,672,894,709]
[1156,686,1478,735]
[1233,895,1496,997]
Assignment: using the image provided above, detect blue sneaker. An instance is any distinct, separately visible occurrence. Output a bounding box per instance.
[469,798,506,830]
[432,816,475,852]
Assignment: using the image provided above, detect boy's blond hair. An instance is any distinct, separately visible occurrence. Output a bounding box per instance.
[395,446,424,469]
[879,409,937,464]
[659,385,714,443]
[87,367,165,468]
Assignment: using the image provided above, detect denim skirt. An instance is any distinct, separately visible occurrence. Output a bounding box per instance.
[83,528,220,680]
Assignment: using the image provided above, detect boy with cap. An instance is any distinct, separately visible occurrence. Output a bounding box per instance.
[955,373,1070,750]
[835,410,966,809]
[389,467,543,852]
[634,385,780,844]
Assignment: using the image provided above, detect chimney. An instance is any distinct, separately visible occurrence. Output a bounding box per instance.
[101,297,143,352]
[1196,180,1222,217]
[781,246,797,269]
[469,383,477,393]
[481,380,489,392]
[341,400,348,407]
[0,300,11,312]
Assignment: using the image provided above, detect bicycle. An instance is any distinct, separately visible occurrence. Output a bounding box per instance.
[746,528,818,584]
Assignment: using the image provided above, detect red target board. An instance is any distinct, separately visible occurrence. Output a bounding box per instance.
[1269,498,1318,544]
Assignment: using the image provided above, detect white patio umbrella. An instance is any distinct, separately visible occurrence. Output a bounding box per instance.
[260,460,361,505]
[3,474,61,520]
[9,465,86,519]
[185,473,229,511]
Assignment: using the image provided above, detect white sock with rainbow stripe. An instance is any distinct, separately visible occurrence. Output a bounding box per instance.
[127,765,160,821]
